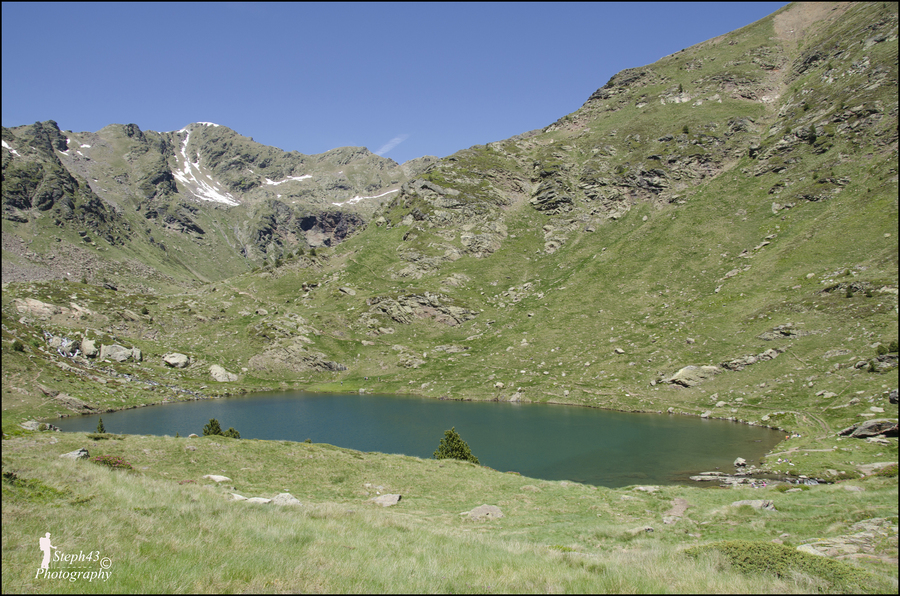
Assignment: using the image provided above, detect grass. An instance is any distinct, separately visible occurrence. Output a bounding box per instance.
[2,431,897,593]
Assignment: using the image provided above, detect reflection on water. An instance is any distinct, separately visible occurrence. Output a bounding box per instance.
[49,391,783,488]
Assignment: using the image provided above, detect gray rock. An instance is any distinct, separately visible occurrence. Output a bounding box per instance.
[889,389,898,404]
[339,287,356,296]
[210,365,239,382]
[100,344,132,362]
[463,504,503,520]
[666,365,720,387]
[80,338,99,358]
[202,474,232,483]
[272,492,301,506]
[370,494,402,507]
[131,347,142,362]
[731,499,777,511]
[60,448,90,460]
[245,497,272,504]
[838,418,898,438]
[231,493,248,501]
[163,353,190,368]
[734,457,747,467]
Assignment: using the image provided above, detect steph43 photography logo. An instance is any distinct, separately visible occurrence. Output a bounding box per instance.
[35,532,112,582]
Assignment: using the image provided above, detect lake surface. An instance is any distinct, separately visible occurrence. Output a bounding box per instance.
[50,391,784,488]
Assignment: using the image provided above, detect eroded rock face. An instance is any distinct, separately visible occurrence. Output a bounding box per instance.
[248,340,347,374]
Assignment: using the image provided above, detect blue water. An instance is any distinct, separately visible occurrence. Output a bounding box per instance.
[49,391,783,488]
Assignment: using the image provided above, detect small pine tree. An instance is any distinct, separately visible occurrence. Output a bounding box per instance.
[96,417,105,434]
[223,427,241,439]
[682,125,690,135]
[203,418,223,436]
[433,427,479,465]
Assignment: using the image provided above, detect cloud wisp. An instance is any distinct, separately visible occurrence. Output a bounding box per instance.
[374,134,409,156]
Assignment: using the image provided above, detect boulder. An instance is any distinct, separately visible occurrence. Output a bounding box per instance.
[60,448,90,460]
[80,338,99,358]
[210,365,239,382]
[272,493,301,506]
[231,493,248,501]
[245,497,272,504]
[731,499,777,511]
[463,504,504,520]
[734,457,747,467]
[838,419,898,438]
[665,365,720,387]
[131,347,142,362]
[889,389,898,404]
[100,344,132,362]
[370,494,402,507]
[163,353,190,368]
[202,474,232,483]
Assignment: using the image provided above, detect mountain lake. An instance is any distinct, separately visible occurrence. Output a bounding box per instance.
[48,391,785,488]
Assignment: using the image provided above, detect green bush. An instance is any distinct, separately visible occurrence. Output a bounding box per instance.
[872,463,897,478]
[433,427,479,464]
[12,339,25,352]
[203,418,223,436]
[889,340,898,353]
[202,418,240,439]
[96,417,105,434]
[685,540,874,591]
[90,455,133,470]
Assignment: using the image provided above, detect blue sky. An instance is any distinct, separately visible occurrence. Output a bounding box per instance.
[2,2,787,164]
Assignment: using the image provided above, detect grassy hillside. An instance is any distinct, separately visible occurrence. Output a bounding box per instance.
[2,2,898,592]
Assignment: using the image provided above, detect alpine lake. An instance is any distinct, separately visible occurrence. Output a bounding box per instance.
[48,391,787,488]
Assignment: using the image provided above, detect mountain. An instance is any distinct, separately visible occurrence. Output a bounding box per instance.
[2,120,436,289]
[1,2,897,470]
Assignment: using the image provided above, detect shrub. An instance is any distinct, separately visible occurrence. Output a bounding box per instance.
[433,427,480,464]
[872,463,897,478]
[845,287,854,298]
[684,540,874,591]
[202,418,240,439]
[140,306,149,315]
[888,340,898,353]
[202,418,223,436]
[90,455,133,470]
[12,339,25,352]
[682,125,690,135]
[876,344,888,356]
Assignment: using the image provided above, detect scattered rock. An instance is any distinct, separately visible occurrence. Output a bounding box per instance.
[797,518,898,558]
[463,504,504,520]
[80,338,98,358]
[163,353,190,368]
[59,448,90,460]
[731,499,777,511]
[272,492,301,506]
[202,474,232,483]
[54,393,98,414]
[99,344,133,362]
[339,287,356,296]
[209,365,239,382]
[665,365,721,387]
[231,493,248,501]
[837,419,898,438]
[245,497,272,504]
[634,486,659,493]
[370,494,402,507]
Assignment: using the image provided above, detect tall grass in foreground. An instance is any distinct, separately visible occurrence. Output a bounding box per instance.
[3,433,897,593]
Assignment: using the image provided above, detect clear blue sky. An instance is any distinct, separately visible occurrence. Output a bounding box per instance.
[2,2,788,164]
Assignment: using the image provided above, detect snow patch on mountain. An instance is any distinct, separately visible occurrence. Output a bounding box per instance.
[265,175,312,186]
[171,130,239,206]
[332,188,399,206]
[2,140,22,157]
